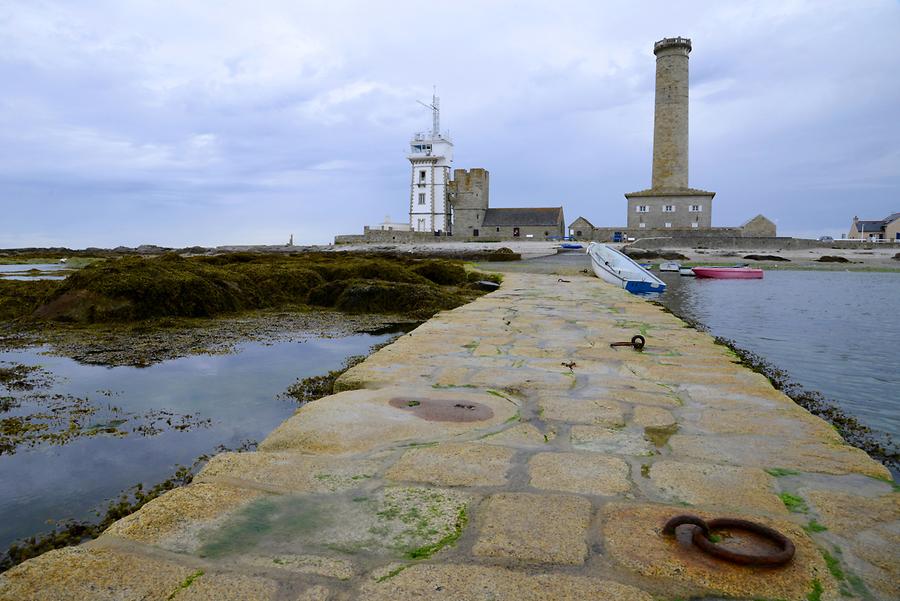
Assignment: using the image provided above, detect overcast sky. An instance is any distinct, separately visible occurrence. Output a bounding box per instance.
[2,0,898,248]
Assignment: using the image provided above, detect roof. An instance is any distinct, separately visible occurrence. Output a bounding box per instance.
[624,187,715,198]
[741,214,774,227]
[856,220,884,233]
[853,212,900,232]
[481,207,564,227]
[568,216,595,229]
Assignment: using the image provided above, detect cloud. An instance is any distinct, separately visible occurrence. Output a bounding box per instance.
[0,0,898,247]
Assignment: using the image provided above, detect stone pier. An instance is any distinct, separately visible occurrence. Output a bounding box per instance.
[1,273,897,601]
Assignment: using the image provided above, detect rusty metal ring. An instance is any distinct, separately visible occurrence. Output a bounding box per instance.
[630,335,646,350]
[663,515,795,567]
[662,514,710,538]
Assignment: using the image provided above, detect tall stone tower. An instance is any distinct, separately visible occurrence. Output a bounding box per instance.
[408,91,453,234]
[625,37,714,233]
[448,168,489,236]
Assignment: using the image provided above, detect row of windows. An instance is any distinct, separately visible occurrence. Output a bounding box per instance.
[635,204,703,212]
[638,222,700,228]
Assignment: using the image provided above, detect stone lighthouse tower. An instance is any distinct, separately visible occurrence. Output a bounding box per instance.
[625,37,714,232]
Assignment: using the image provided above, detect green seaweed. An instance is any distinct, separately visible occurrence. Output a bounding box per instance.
[405,506,467,560]
[820,548,844,581]
[765,467,801,477]
[779,492,808,513]
[168,570,203,600]
[802,520,828,533]
[806,578,823,601]
[17,253,485,324]
[375,564,409,583]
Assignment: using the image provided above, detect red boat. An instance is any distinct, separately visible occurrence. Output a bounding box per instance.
[692,266,763,279]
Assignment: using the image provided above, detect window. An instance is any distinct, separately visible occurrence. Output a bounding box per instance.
[575,230,582,236]
[418,193,426,205]
[639,223,646,228]
[496,227,500,232]
[473,229,479,237]
[691,222,699,228]
[419,170,426,182]
[689,204,702,212]
[664,205,675,212]
[665,222,672,228]
[636,205,649,213]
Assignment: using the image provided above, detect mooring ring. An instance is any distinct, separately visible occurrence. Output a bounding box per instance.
[630,335,646,350]
[663,514,795,567]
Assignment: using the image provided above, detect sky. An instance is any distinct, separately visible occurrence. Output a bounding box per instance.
[1,0,898,248]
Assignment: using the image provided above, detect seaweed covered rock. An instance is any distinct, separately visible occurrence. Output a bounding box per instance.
[25,253,488,324]
[0,280,61,322]
[34,255,252,322]
[817,255,850,263]
[411,260,468,286]
[333,280,463,316]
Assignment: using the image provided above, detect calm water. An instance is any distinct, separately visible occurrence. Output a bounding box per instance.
[658,270,900,442]
[0,333,391,549]
[0,263,69,280]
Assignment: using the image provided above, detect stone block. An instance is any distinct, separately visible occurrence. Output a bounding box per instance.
[538,397,624,426]
[648,461,786,515]
[357,564,652,600]
[602,502,837,600]
[472,493,591,565]
[528,452,630,496]
[385,442,514,487]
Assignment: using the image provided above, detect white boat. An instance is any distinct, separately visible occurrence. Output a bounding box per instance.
[679,267,696,276]
[587,243,666,295]
[659,261,681,272]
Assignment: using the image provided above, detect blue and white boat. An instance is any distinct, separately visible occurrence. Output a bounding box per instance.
[587,242,666,295]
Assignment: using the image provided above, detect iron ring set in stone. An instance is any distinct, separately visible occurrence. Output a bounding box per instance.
[662,514,796,566]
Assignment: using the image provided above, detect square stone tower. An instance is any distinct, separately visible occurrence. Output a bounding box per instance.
[625,37,715,232]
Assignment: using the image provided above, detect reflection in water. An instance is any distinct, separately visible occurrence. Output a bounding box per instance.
[0,332,392,549]
[658,270,900,443]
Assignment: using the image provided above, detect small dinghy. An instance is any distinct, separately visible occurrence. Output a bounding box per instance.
[692,266,763,279]
[560,243,583,250]
[587,242,666,295]
[679,267,696,276]
[659,261,681,272]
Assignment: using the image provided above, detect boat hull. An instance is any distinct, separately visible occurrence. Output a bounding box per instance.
[692,267,763,279]
[587,243,666,294]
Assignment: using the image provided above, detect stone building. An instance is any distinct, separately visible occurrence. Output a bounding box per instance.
[479,207,565,239]
[339,94,566,244]
[569,37,774,243]
[848,213,900,241]
[624,37,716,231]
[741,214,776,237]
[447,168,489,235]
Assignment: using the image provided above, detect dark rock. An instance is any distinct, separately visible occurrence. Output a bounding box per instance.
[743,254,790,262]
[817,255,850,263]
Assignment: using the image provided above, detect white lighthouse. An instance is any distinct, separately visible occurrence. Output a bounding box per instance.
[408,91,453,233]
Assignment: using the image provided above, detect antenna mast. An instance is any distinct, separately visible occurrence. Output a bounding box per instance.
[417,86,440,138]
[432,87,439,137]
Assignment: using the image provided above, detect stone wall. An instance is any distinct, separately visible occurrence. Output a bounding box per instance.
[449,169,490,237]
[628,236,889,251]
[625,193,713,229]
[652,39,691,189]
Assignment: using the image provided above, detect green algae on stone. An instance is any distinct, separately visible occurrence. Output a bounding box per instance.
[802,520,828,533]
[766,467,802,477]
[167,569,204,600]
[779,492,809,513]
